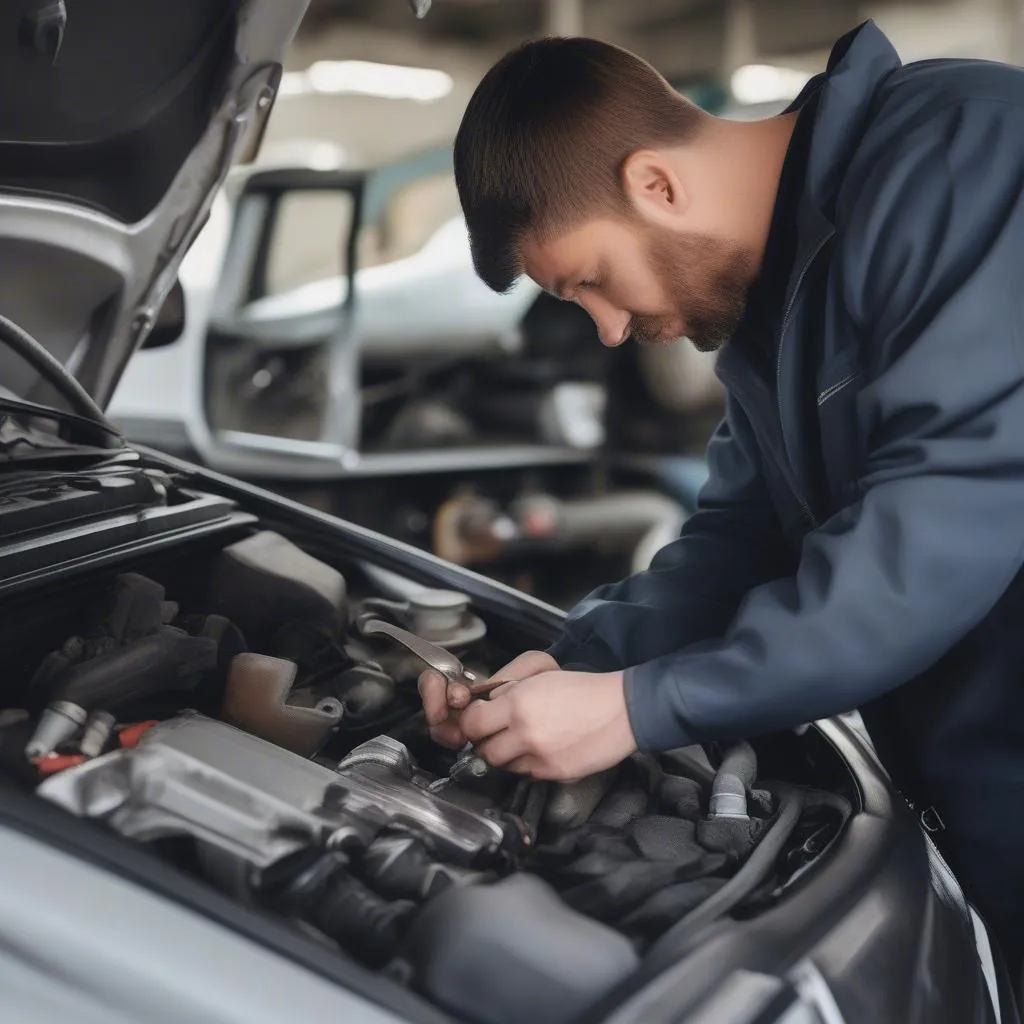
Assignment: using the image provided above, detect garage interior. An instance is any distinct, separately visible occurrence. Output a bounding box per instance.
[102,0,1024,610]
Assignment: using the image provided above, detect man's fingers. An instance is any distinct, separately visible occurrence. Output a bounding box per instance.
[422,650,557,753]
[418,670,450,726]
[490,650,557,683]
[429,720,467,749]
[446,681,473,710]
[460,695,512,743]
[476,729,527,768]
[508,755,541,777]
[482,680,517,700]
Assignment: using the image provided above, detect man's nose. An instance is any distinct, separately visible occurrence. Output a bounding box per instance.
[581,295,629,347]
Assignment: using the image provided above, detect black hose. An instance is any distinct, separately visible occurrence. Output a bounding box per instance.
[641,782,805,971]
[256,849,415,969]
[0,313,117,432]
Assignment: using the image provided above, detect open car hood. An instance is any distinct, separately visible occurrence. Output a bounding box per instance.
[0,0,315,412]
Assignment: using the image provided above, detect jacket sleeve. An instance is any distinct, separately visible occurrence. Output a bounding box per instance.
[548,393,797,672]
[625,99,1024,751]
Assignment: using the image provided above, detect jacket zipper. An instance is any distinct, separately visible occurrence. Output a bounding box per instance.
[924,829,972,930]
[775,235,833,529]
[901,792,973,934]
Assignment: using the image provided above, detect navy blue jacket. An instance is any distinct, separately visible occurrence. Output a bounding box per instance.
[549,21,1024,940]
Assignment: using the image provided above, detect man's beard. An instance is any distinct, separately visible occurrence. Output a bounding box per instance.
[628,228,755,352]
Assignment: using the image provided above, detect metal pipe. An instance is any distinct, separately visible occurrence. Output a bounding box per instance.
[518,491,683,546]
[433,490,683,566]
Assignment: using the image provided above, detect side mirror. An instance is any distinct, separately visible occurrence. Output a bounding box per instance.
[141,279,186,350]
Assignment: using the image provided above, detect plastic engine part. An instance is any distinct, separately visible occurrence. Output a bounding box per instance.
[221,652,342,756]
[207,531,347,646]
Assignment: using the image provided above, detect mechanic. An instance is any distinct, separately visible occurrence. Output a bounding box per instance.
[419,20,1024,969]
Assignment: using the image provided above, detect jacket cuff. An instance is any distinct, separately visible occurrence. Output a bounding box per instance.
[624,660,697,752]
[545,637,605,675]
[545,634,577,665]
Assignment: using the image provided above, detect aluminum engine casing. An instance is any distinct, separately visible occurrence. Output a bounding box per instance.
[37,712,510,871]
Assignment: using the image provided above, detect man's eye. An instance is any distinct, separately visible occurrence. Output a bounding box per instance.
[578,279,599,290]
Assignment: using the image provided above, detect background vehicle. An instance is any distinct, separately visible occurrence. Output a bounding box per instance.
[108,143,720,608]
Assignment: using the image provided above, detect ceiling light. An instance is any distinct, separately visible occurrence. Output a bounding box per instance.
[258,139,348,170]
[307,142,346,170]
[279,60,453,103]
[278,71,308,97]
[730,64,812,105]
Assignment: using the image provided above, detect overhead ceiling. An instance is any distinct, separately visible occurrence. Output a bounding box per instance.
[262,0,1023,167]
[296,0,1002,81]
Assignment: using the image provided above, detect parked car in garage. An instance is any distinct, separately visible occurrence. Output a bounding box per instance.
[107,133,719,608]
[0,1,1013,1023]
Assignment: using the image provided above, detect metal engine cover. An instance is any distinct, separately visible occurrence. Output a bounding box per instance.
[37,712,509,870]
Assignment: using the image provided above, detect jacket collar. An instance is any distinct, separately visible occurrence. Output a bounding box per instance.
[793,20,902,235]
[718,19,903,353]
[773,19,903,346]
[717,22,903,519]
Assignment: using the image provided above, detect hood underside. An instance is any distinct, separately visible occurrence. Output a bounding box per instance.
[0,0,310,411]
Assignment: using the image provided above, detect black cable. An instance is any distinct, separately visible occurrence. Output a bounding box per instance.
[0,313,117,433]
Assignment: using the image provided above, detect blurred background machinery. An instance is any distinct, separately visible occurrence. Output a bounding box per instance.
[109,0,1024,608]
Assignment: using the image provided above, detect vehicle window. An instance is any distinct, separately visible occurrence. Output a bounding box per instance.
[264,189,354,296]
[358,171,461,269]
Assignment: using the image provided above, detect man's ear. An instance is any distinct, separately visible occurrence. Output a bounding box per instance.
[622,149,689,226]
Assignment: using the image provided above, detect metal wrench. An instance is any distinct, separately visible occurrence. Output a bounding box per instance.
[358,618,507,708]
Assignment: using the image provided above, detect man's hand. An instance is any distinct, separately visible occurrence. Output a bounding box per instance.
[417,649,558,749]
[459,669,637,781]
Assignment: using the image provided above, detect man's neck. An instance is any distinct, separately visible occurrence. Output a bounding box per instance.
[703,111,801,273]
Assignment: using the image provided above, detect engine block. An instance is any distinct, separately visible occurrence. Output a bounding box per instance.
[38,712,515,873]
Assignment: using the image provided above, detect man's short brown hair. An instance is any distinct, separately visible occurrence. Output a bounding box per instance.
[454,36,703,293]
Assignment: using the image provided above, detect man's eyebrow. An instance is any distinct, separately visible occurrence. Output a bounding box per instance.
[548,275,571,300]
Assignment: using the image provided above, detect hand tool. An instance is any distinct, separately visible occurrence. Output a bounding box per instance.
[359,618,509,709]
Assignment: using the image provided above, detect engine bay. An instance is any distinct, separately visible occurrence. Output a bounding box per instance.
[0,526,852,1024]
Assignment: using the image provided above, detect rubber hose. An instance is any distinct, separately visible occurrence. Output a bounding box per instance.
[717,741,758,790]
[642,782,805,969]
[313,872,416,967]
[0,313,117,432]
[709,741,758,819]
[259,849,415,968]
